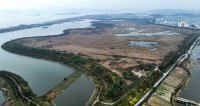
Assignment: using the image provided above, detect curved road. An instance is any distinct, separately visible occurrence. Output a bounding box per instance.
[92,37,199,106]
[2,74,39,106]
[99,65,162,105]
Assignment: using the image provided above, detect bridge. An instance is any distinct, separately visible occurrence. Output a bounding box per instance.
[176,97,199,105]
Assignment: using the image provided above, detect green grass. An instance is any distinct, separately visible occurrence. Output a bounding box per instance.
[157,85,168,92]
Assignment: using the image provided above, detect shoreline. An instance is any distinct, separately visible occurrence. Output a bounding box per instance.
[0,71,42,106]
[137,35,200,106]
[2,18,200,106]
[1,40,102,106]
[143,65,193,106]
[172,59,197,105]
[175,58,196,96]
[0,19,106,106]
[0,54,99,106]
[0,78,11,106]
[143,58,196,106]
[0,16,84,34]
[172,70,192,105]
[0,70,96,106]
[85,75,97,106]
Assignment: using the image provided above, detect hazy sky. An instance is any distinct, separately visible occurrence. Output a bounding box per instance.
[0,0,200,10]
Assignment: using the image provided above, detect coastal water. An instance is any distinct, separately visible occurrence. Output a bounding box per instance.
[0,91,5,105]
[177,45,200,104]
[0,19,95,105]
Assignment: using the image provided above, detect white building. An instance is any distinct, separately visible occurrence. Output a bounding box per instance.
[178,19,183,27]
[178,19,190,27]
[155,19,165,24]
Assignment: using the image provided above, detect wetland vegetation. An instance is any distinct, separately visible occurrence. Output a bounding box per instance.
[1,17,199,105]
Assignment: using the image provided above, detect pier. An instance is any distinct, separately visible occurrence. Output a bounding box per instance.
[176,97,199,105]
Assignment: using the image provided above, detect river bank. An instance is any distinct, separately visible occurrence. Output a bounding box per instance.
[172,58,195,106]
[0,69,95,106]
[1,39,103,105]
[177,45,200,105]
[4,20,200,106]
[1,21,170,105]
[143,67,188,106]
[0,18,78,33]
[2,16,200,106]
[0,19,96,106]
[142,58,195,106]
[0,70,49,106]
[0,78,12,106]
[43,71,83,101]
[0,12,99,34]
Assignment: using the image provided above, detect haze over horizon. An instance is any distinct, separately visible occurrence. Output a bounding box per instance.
[0,0,200,11]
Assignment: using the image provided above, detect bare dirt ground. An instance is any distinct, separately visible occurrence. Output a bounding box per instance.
[143,66,188,106]
[182,59,196,69]
[19,20,187,84]
[142,95,171,106]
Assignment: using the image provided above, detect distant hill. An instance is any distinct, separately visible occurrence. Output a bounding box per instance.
[150,9,200,15]
[172,13,199,17]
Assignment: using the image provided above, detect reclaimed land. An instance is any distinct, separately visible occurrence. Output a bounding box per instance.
[1,18,200,105]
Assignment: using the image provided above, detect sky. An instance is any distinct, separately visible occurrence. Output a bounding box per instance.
[0,0,200,10]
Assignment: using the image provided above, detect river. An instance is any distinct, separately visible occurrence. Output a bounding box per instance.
[0,19,95,105]
[177,44,200,106]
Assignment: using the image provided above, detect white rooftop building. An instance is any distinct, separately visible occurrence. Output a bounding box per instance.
[178,19,190,27]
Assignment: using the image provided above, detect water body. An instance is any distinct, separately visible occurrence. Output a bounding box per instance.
[109,20,125,22]
[116,27,179,36]
[53,76,94,106]
[0,19,95,105]
[0,11,102,29]
[149,48,158,51]
[0,91,5,105]
[0,13,82,29]
[177,45,200,105]
[126,28,136,30]
[128,41,158,47]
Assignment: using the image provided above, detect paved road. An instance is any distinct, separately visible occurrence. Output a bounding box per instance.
[78,65,103,106]
[88,37,200,106]
[100,66,159,105]
[134,37,199,106]
[3,74,40,106]
[134,56,182,106]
